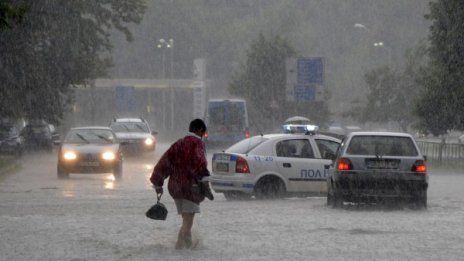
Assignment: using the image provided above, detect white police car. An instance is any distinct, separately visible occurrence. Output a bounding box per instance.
[210,132,341,200]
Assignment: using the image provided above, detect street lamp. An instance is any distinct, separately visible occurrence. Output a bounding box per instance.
[157,38,173,79]
[373,41,392,67]
[354,23,370,32]
[354,24,392,67]
[157,38,175,130]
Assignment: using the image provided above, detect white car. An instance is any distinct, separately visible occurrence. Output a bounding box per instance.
[109,118,157,155]
[210,133,341,200]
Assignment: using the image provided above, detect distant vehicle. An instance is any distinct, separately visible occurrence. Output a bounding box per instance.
[204,98,250,146]
[0,123,24,157]
[109,118,156,155]
[57,126,124,179]
[327,131,428,209]
[21,122,55,152]
[282,116,319,134]
[210,132,341,200]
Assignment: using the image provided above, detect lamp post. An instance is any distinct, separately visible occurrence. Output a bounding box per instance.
[354,23,392,67]
[354,23,370,33]
[157,38,174,79]
[373,41,392,67]
[157,38,175,130]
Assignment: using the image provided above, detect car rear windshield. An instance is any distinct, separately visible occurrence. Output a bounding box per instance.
[346,135,419,156]
[226,136,268,154]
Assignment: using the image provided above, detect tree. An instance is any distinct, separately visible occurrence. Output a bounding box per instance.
[0,0,28,30]
[0,0,145,123]
[352,43,427,132]
[228,33,329,131]
[415,0,464,135]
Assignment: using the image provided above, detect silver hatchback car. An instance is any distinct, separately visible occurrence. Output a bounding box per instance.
[327,131,428,208]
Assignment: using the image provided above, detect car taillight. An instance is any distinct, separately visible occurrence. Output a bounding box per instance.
[245,131,250,139]
[236,156,250,173]
[412,160,427,173]
[337,158,353,171]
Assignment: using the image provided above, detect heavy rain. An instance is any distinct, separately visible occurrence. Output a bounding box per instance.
[1,1,464,260]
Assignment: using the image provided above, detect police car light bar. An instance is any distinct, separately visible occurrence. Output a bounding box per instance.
[283,124,319,134]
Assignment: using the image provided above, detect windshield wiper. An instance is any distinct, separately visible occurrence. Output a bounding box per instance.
[93,134,112,143]
[76,133,89,144]
[135,124,147,132]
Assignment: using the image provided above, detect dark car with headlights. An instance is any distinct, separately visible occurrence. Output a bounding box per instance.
[0,123,24,157]
[109,118,156,155]
[57,127,123,179]
[327,131,428,209]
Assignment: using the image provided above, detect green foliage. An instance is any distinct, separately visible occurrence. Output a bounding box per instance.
[415,0,464,135]
[228,33,329,131]
[352,43,428,132]
[0,0,145,123]
[0,0,29,30]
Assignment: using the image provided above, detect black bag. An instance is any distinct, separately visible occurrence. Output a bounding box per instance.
[146,194,168,220]
[198,181,214,201]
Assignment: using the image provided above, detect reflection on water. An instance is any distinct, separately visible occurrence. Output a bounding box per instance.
[105,174,115,190]
[62,182,75,197]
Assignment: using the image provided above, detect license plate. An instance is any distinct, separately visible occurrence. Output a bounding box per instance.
[366,159,399,169]
[216,162,229,172]
[80,162,100,167]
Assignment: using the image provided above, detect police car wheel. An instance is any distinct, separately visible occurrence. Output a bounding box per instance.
[254,176,285,199]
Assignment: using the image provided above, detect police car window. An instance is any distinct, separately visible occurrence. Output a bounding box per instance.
[226,136,268,154]
[276,139,314,158]
[315,139,340,159]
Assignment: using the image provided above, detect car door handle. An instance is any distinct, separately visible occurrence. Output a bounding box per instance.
[283,163,292,168]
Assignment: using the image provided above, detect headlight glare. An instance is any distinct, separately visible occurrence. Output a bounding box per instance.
[63,151,77,160]
[102,151,116,160]
[144,137,154,146]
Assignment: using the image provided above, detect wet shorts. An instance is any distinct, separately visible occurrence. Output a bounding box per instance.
[174,199,200,214]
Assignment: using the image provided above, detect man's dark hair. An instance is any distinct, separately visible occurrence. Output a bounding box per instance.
[189,119,207,133]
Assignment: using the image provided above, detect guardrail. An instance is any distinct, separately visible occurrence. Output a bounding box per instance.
[416,140,464,168]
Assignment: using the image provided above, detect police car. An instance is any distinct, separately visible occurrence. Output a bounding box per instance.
[210,129,341,200]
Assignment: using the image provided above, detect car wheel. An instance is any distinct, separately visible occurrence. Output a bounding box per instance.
[113,162,123,180]
[224,191,252,201]
[57,165,69,179]
[254,176,285,200]
[327,181,342,208]
[415,190,427,209]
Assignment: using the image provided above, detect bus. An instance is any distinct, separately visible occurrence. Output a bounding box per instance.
[204,99,250,146]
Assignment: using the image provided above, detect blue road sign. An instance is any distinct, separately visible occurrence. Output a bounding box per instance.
[114,85,136,113]
[297,58,324,84]
[294,84,316,101]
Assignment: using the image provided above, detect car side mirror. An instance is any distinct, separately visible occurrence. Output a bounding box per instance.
[152,131,158,135]
[53,140,61,146]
